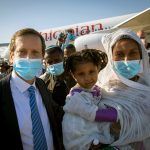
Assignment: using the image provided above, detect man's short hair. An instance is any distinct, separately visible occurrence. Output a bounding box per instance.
[9,28,46,56]
[45,45,63,55]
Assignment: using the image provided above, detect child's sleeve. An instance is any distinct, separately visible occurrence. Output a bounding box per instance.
[95,107,117,122]
[63,92,98,121]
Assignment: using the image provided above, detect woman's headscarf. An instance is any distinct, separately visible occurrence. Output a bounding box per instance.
[97,29,150,147]
[98,28,150,91]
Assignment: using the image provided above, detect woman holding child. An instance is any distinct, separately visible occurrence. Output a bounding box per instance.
[63,29,150,150]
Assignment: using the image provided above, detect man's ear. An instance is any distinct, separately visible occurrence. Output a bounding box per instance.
[9,51,14,66]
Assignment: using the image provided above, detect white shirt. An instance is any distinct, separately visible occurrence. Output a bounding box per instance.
[10,71,54,150]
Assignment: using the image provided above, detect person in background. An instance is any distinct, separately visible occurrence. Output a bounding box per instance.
[0,28,64,150]
[0,59,10,80]
[64,44,76,58]
[137,30,150,63]
[64,44,76,90]
[64,29,76,49]
[40,45,69,106]
[137,30,150,49]
[56,32,67,50]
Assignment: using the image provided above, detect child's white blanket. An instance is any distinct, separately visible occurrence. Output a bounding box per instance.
[63,81,150,150]
[62,91,114,150]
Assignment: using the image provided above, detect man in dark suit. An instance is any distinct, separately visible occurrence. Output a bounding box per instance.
[0,28,64,150]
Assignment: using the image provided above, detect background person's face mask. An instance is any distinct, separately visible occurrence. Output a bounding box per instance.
[113,60,142,79]
[13,58,42,80]
[47,62,64,76]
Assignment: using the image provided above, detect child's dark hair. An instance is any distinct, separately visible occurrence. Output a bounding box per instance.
[45,45,63,55]
[64,49,108,73]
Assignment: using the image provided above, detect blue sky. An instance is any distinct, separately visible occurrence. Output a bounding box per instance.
[0,0,150,43]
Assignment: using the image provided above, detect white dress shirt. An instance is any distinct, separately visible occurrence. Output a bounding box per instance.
[10,71,54,150]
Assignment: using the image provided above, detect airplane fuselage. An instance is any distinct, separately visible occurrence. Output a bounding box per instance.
[40,13,136,46]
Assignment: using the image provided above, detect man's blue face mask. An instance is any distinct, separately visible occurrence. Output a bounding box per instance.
[13,58,42,80]
[47,61,64,76]
[113,60,142,79]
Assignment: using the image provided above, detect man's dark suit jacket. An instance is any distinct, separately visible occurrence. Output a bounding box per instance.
[0,74,64,150]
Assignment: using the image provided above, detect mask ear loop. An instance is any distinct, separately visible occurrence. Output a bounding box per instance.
[138,44,143,74]
[138,60,143,74]
[138,43,143,59]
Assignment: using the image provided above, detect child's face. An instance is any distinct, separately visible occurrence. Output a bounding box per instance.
[72,62,99,89]
[112,39,141,61]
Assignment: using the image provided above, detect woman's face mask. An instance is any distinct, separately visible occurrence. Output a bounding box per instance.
[113,60,142,79]
[47,62,64,76]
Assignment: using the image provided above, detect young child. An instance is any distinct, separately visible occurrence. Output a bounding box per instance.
[62,49,116,150]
